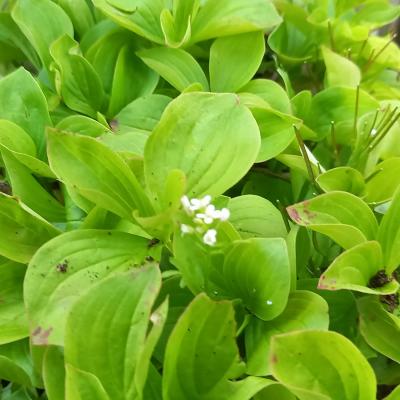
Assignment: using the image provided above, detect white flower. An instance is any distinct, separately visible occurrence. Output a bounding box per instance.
[181,195,192,213]
[203,229,217,246]
[370,128,378,137]
[180,224,194,234]
[266,300,273,305]
[219,208,230,221]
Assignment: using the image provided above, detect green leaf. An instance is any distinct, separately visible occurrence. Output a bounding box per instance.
[24,229,150,346]
[65,365,110,400]
[160,0,200,47]
[318,241,399,294]
[239,79,292,114]
[0,119,36,156]
[209,31,265,93]
[91,0,165,44]
[50,35,105,118]
[0,12,41,68]
[114,94,171,133]
[65,265,163,400]
[358,296,400,363]
[163,293,271,400]
[190,0,281,43]
[54,0,95,38]
[287,191,378,249]
[316,167,365,196]
[378,186,400,273]
[0,258,28,344]
[246,290,329,376]
[172,231,212,294]
[348,1,400,29]
[222,238,290,320]
[228,195,287,239]
[297,279,359,340]
[0,68,51,159]
[0,194,59,263]
[12,0,73,72]
[270,330,377,400]
[43,346,65,400]
[138,47,209,92]
[47,130,153,219]
[56,115,112,137]
[365,158,400,204]
[1,146,65,222]
[144,92,260,201]
[0,340,36,388]
[305,87,379,141]
[321,46,361,88]
[107,44,159,117]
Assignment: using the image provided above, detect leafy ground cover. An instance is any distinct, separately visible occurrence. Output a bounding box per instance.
[0,0,400,399]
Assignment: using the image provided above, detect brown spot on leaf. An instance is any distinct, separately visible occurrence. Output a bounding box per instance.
[56,260,68,273]
[271,354,278,364]
[287,206,301,223]
[32,327,53,345]
[369,270,392,288]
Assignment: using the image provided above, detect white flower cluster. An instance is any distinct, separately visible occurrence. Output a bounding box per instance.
[180,195,230,246]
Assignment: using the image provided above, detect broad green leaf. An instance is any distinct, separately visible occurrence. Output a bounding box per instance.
[172,231,212,294]
[107,44,159,117]
[47,130,153,219]
[50,35,105,117]
[153,276,194,362]
[12,0,73,71]
[0,68,51,159]
[0,258,28,344]
[287,191,378,249]
[1,146,65,222]
[0,13,40,69]
[270,330,377,400]
[0,194,59,263]
[98,130,148,157]
[251,107,299,162]
[0,340,35,387]
[0,119,36,156]
[65,266,163,400]
[246,290,329,376]
[56,115,112,137]
[91,0,166,44]
[138,47,209,92]
[240,79,292,114]
[298,279,358,339]
[358,296,400,363]
[322,46,361,88]
[54,0,95,38]
[228,195,287,239]
[163,294,271,400]
[365,158,400,204]
[254,384,296,400]
[144,92,260,201]
[190,0,281,43]
[24,229,150,346]
[43,346,65,400]
[209,31,265,93]
[378,186,400,273]
[267,5,320,63]
[222,238,290,320]
[318,241,399,294]
[65,365,110,400]
[348,1,400,29]
[305,87,379,141]
[361,35,400,71]
[114,94,171,133]
[316,167,365,196]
